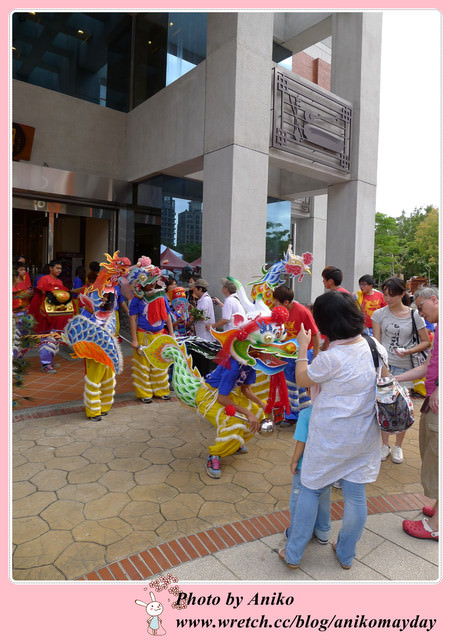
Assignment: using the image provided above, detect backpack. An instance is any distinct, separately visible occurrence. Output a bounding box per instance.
[363,334,415,433]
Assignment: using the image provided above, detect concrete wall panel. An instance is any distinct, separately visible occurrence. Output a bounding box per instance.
[126,65,206,181]
[13,80,127,179]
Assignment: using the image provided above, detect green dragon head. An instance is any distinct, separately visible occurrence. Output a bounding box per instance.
[210,305,297,374]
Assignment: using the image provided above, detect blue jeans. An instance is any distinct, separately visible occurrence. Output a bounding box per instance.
[285,479,367,567]
[286,476,331,561]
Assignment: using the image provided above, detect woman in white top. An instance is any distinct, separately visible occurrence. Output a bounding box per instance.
[372,277,430,464]
[279,291,388,570]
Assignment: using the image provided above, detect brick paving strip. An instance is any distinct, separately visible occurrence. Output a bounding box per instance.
[77,492,430,581]
[12,394,174,422]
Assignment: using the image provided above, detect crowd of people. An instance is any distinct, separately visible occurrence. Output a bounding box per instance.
[12,254,440,571]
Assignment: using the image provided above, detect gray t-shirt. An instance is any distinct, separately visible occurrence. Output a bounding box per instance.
[371,306,426,370]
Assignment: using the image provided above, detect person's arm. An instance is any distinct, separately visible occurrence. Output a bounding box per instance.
[120,300,129,315]
[396,352,431,383]
[400,326,431,357]
[290,441,306,474]
[240,384,266,412]
[372,321,381,343]
[166,313,175,337]
[207,317,228,331]
[295,324,316,387]
[129,313,139,349]
[216,390,261,432]
[428,386,439,414]
[311,331,320,358]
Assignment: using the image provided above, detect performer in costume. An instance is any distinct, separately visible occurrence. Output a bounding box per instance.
[114,283,129,337]
[29,259,74,373]
[167,286,190,338]
[272,284,319,424]
[64,251,131,421]
[140,282,297,479]
[247,247,315,423]
[128,257,175,403]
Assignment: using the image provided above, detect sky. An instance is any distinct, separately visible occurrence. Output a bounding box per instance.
[376,9,442,218]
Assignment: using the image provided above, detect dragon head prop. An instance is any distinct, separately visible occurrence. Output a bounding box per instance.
[127,256,166,304]
[80,250,131,317]
[210,279,297,375]
[86,251,131,295]
[249,245,313,308]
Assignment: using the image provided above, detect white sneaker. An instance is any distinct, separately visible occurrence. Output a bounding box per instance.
[381,444,391,461]
[392,445,404,464]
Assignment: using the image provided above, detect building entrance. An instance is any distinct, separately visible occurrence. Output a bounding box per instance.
[12,197,117,288]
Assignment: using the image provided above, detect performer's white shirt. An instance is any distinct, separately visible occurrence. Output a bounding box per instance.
[194,292,215,341]
[222,294,245,332]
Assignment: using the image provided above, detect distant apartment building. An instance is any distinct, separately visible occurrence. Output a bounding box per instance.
[177,202,202,246]
[161,195,176,247]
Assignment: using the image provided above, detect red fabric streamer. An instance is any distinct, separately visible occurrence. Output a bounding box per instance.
[265,371,290,415]
[146,297,167,325]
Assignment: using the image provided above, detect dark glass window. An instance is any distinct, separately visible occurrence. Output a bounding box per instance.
[12,12,132,112]
[12,12,207,112]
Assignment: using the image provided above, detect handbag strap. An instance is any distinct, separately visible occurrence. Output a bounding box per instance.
[410,309,428,365]
[362,333,379,371]
[411,309,421,345]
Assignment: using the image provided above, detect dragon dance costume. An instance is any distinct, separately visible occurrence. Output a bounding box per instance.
[128,257,174,401]
[140,280,298,478]
[167,286,190,338]
[29,270,74,371]
[249,246,314,421]
[64,251,131,420]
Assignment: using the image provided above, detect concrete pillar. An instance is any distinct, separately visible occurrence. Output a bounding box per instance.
[202,13,274,298]
[117,209,135,262]
[293,195,327,305]
[325,13,382,293]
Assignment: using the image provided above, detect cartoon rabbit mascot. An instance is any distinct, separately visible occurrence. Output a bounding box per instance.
[135,592,166,636]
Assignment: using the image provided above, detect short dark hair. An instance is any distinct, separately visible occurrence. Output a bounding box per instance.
[49,259,62,268]
[313,291,364,341]
[321,266,343,285]
[359,274,374,286]
[273,285,294,304]
[89,261,100,273]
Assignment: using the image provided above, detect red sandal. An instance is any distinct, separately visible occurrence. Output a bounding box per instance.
[403,518,439,540]
[422,505,436,518]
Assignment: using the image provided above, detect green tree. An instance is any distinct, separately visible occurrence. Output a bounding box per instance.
[373,213,402,284]
[415,207,439,284]
[175,242,201,263]
[373,206,439,286]
[396,208,427,279]
[266,221,290,264]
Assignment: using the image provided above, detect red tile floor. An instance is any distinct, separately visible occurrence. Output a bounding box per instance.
[13,348,136,417]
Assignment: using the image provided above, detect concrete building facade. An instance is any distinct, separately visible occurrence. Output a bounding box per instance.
[12,11,382,300]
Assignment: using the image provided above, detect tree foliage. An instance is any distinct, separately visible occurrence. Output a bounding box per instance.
[175,242,201,264]
[266,221,290,264]
[373,206,439,286]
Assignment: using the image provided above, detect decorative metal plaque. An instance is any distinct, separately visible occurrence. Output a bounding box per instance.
[272,69,352,173]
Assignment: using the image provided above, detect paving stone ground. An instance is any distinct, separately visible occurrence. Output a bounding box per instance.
[12,391,437,581]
